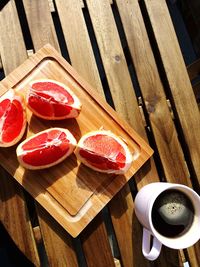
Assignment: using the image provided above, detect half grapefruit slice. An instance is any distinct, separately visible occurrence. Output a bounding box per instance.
[75,130,134,174]
[16,128,77,170]
[27,79,81,120]
[0,89,27,147]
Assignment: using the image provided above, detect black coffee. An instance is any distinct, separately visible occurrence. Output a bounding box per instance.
[152,189,194,237]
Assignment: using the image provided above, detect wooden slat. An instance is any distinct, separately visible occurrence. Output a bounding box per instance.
[81,215,115,267]
[86,0,143,131]
[48,0,56,12]
[22,0,60,52]
[0,1,40,265]
[37,205,79,267]
[144,0,200,185]
[53,1,120,266]
[54,0,103,95]
[114,258,121,267]
[24,0,114,265]
[143,1,200,265]
[79,0,85,9]
[33,226,42,244]
[22,0,80,264]
[0,1,27,74]
[109,185,138,267]
[85,1,161,266]
[115,0,192,186]
[84,0,158,182]
[187,244,200,267]
[0,168,40,266]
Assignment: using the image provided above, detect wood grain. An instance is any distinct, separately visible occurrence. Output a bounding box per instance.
[85,1,159,266]
[81,215,115,267]
[37,205,79,267]
[109,185,135,267]
[0,168,40,266]
[54,0,104,96]
[85,0,158,186]
[53,1,120,265]
[22,0,60,52]
[53,0,121,266]
[86,0,143,131]
[21,0,81,263]
[0,0,27,74]
[115,0,191,187]
[0,44,153,237]
[48,0,56,12]
[144,0,200,185]
[187,243,200,267]
[0,1,40,265]
[144,0,200,263]
[53,1,122,264]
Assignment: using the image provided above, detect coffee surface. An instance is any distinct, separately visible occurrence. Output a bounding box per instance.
[152,189,194,237]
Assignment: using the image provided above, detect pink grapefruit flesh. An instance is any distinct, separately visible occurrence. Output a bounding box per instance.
[16,128,77,170]
[75,130,134,174]
[0,89,27,147]
[27,79,81,120]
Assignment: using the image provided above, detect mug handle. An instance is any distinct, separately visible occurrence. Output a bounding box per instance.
[142,228,162,261]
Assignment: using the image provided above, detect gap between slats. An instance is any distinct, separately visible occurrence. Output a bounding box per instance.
[140,0,200,191]
[113,0,192,187]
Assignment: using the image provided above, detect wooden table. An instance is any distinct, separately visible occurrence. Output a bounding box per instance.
[0,1,200,266]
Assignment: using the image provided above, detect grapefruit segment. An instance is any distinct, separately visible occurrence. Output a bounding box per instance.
[0,89,27,147]
[16,128,77,170]
[75,130,134,174]
[27,79,81,120]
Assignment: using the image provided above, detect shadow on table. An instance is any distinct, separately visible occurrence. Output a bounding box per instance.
[0,223,34,267]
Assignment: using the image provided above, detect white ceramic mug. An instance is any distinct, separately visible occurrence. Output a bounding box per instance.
[135,182,200,261]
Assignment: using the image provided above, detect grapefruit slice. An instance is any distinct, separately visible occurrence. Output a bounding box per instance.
[75,130,134,174]
[16,128,77,170]
[0,89,27,147]
[27,79,81,120]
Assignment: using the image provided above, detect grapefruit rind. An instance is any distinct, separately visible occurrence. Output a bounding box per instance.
[75,130,134,174]
[26,79,82,120]
[16,128,77,170]
[0,89,27,147]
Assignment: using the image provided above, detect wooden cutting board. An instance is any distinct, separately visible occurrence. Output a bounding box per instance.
[0,44,153,237]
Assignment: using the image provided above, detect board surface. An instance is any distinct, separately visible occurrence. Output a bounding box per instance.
[0,44,153,237]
